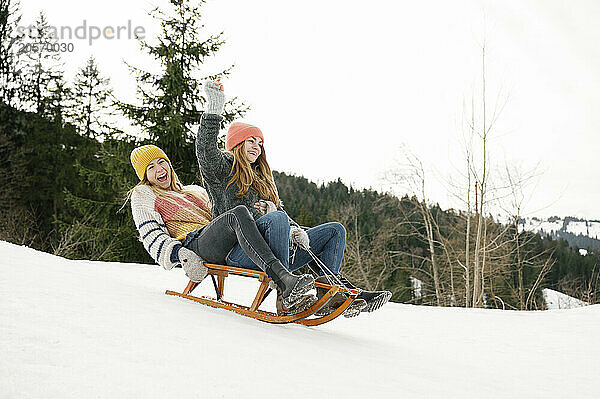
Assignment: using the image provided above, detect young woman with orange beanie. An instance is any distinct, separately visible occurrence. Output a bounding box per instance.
[196,80,392,316]
[128,144,314,311]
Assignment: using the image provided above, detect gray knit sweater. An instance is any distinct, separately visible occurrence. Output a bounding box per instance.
[196,113,265,220]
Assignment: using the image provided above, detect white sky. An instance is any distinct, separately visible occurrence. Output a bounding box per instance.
[19,0,600,220]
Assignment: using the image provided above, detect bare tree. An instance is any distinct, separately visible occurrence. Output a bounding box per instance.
[384,38,557,310]
[384,148,458,306]
[329,200,402,294]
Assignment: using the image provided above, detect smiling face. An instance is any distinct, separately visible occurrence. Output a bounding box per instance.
[145,158,172,189]
[243,136,263,164]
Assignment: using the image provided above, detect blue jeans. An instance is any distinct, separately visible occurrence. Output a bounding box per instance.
[226,211,346,275]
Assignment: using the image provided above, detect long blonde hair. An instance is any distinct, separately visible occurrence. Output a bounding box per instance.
[227,143,280,206]
[124,158,211,220]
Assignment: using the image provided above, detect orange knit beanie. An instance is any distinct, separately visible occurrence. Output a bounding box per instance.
[226,122,264,151]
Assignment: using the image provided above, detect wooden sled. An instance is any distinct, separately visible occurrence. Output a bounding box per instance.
[165,263,360,326]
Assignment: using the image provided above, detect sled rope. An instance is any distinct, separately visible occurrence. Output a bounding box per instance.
[306,247,348,288]
[285,212,351,290]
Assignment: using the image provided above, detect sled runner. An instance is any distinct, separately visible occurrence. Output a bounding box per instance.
[165,263,360,326]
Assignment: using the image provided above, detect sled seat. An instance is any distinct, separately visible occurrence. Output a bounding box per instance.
[165,263,360,326]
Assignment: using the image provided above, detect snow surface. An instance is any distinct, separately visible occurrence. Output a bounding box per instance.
[2,240,600,399]
[566,220,600,239]
[542,289,588,310]
[520,218,565,235]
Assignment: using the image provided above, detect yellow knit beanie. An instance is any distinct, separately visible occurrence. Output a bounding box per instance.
[130,145,171,180]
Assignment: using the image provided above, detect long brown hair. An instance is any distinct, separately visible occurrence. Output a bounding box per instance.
[227,143,280,206]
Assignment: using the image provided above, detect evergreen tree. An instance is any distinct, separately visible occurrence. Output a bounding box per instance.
[0,0,23,107]
[57,0,251,263]
[43,70,71,125]
[0,103,33,244]
[58,137,149,262]
[55,62,138,261]
[296,205,315,227]
[20,11,61,114]
[70,56,113,138]
[0,103,97,251]
[119,0,248,183]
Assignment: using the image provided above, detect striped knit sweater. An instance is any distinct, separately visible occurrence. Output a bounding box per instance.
[130,184,212,270]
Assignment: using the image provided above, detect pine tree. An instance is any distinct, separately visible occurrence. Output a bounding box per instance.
[0,100,99,252]
[297,205,315,227]
[119,0,248,183]
[43,70,71,125]
[58,137,149,262]
[57,0,252,263]
[20,11,61,114]
[0,103,33,244]
[0,0,23,107]
[70,56,113,138]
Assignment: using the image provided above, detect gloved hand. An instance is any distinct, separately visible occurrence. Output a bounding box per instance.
[178,247,208,283]
[203,78,225,115]
[290,225,310,251]
[255,200,277,216]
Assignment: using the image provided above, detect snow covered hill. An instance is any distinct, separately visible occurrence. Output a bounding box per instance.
[2,241,599,399]
[520,216,600,250]
[542,288,589,310]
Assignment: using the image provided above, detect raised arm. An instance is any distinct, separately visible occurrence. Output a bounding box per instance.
[196,79,230,183]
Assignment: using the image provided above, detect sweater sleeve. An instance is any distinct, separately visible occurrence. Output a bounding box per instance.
[130,185,183,270]
[196,113,230,184]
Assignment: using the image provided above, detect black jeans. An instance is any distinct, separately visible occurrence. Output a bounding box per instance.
[184,205,281,271]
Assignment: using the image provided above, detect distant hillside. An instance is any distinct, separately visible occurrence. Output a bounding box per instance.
[274,171,599,308]
[520,216,600,251]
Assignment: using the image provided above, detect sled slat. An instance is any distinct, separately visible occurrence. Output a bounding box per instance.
[299,294,358,326]
[206,263,266,279]
[183,280,198,296]
[217,274,226,298]
[250,275,270,312]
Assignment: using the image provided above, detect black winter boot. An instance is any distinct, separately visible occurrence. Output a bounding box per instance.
[265,261,314,308]
[314,276,367,318]
[356,290,392,313]
[331,274,392,313]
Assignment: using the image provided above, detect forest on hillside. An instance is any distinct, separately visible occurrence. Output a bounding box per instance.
[1,0,598,310]
[274,172,600,308]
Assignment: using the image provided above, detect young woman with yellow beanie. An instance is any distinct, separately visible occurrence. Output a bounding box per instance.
[196,80,392,316]
[128,144,315,311]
